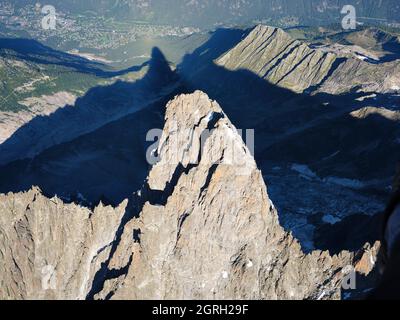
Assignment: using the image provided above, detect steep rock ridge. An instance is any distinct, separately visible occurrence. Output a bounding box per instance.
[0,188,127,300]
[0,91,377,300]
[94,91,370,300]
[216,25,400,95]
[217,25,337,93]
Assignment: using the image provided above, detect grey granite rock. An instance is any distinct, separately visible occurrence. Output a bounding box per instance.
[0,91,376,300]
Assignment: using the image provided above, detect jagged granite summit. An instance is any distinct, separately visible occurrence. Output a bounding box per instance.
[0,91,376,300]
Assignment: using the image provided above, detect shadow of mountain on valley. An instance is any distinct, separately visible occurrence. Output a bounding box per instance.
[0,46,184,207]
[0,37,148,77]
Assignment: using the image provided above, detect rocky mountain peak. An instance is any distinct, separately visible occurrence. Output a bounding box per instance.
[147,91,256,190]
[0,91,377,300]
[94,91,374,300]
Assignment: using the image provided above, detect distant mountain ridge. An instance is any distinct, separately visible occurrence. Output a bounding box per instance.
[217,25,337,93]
[217,25,400,94]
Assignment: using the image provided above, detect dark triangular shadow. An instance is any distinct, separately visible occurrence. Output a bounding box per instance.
[0,46,185,207]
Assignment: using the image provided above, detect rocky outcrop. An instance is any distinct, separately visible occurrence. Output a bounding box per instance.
[0,91,376,300]
[0,188,127,300]
[350,107,400,121]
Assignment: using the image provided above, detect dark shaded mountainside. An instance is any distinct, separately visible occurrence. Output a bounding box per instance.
[0,25,399,299]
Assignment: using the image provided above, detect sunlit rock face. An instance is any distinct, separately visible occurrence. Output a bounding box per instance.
[217,25,400,95]
[93,91,367,300]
